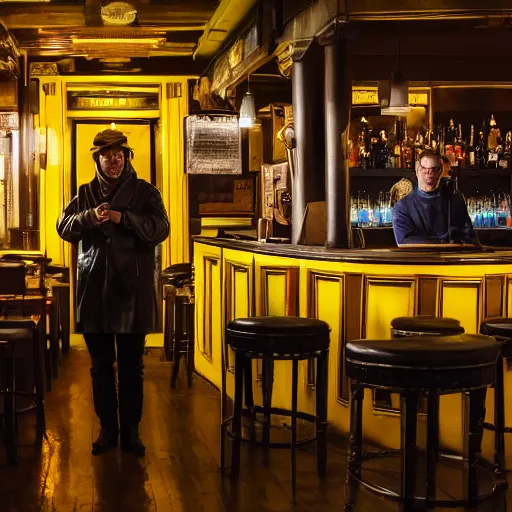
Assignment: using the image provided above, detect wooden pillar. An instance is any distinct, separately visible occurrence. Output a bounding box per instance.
[323,37,351,248]
[291,42,325,245]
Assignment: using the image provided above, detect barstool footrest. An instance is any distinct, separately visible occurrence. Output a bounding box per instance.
[483,421,512,434]
[222,404,319,449]
[348,449,508,507]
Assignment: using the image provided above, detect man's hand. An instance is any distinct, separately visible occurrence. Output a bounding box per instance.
[108,210,122,224]
[93,203,109,224]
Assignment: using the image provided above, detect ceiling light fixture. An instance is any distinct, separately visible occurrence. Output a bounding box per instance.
[380,24,410,117]
[239,75,256,129]
[380,70,410,117]
[71,38,163,46]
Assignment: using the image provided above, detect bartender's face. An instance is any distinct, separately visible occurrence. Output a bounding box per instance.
[99,146,125,179]
[417,154,443,193]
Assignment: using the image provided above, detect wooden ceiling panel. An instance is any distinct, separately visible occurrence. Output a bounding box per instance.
[1,0,220,58]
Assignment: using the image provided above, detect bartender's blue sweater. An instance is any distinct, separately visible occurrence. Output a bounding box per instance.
[392,184,476,245]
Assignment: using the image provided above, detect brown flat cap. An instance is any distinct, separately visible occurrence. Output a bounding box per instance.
[90,129,132,152]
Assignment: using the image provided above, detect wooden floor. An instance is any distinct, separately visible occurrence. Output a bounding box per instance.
[0,346,510,512]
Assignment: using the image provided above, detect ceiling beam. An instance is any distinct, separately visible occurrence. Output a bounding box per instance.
[194,0,257,58]
[0,2,215,29]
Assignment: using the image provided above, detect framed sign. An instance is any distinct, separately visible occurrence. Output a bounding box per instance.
[185,114,241,174]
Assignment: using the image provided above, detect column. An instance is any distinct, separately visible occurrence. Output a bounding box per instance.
[324,38,351,248]
[291,42,325,245]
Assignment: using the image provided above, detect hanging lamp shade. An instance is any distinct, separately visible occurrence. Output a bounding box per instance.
[239,91,256,128]
[380,70,410,117]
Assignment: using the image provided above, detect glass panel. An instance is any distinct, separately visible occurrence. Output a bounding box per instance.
[0,112,20,249]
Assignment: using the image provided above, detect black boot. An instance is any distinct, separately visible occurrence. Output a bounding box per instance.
[92,427,119,455]
[89,361,119,455]
[120,425,146,456]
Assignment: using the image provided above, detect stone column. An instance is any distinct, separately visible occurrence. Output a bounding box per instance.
[323,37,351,248]
[290,42,325,245]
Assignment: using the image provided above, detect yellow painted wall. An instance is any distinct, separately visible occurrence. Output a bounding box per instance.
[194,240,512,467]
[35,75,193,346]
[37,75,192,269]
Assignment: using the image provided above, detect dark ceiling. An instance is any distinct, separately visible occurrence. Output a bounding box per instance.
[0,0,221,61]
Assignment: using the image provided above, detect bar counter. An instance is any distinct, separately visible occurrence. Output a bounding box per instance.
[193,236,512,467]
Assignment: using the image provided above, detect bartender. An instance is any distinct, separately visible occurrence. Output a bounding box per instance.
[392,149,476,245]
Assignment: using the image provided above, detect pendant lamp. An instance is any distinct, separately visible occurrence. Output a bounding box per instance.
[380,70,410,117]
[239,75,256,128]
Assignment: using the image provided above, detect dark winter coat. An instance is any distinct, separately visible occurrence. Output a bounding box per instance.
[392,182,476,245]
[57,165,169,334]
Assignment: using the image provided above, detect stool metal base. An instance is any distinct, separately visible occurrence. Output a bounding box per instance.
[345,449,507,510]
[222,405,318,450]
[221,349,329,503]
[482,353,509,476]
[344,383,507,511]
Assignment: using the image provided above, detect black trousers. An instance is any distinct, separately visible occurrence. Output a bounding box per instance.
[84,333,145,430]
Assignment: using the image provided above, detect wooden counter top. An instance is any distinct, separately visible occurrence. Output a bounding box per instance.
[194,236,512,265]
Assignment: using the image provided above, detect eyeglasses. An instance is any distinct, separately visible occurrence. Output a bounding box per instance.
[419,166,442,173]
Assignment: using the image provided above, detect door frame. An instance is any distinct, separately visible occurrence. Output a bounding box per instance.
[69,117,163,335]
[71,118,157,196]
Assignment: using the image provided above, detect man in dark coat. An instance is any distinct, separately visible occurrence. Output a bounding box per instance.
[57,129,169,456]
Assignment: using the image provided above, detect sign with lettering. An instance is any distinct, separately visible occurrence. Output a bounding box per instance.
[352,89,429,106]
[67,93,158,110]
[185,115,241,174]
[101,2,137,26]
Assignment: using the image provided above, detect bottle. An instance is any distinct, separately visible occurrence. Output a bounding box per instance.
[467,125,476,168]
[496,191,508,226]
[357,130,366,168]
[392,118,401,168]
[444,120,456,168]
[453,124,463,168]
[439,125,446,161]
[446,118,457,144]
[475,131,487,169]
[401,118,413,169]
[378,130,390,168]
[487,114,501,168]
[499,131,511,169]
[357,191,369,227]
[350,197,358,227]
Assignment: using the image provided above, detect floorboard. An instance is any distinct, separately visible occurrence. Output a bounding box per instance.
[0,346,509,511]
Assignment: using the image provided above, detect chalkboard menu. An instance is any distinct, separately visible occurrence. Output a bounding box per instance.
[185,114,241,174]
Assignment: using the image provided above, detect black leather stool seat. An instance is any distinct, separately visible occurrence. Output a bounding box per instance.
[480,317,512,339]
[391,316,464,335]
[162,263,193,287]
[346,334,500,390]
[0,327,34,342]
[0,318,36,343]
[226,316,330,354]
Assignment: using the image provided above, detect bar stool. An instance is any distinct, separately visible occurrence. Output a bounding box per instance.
[391,316,465,338]
[221,316,330,502]
[51,281,70,356]
[344,334,506,510]
[0,338,16,464]
[480,317,512,475]
[0,318,46,465]
[161,263,195,388]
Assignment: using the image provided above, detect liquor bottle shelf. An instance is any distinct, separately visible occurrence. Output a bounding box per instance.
[450,168,511,178]
[350,167,413,177]
[350,167,511,178]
